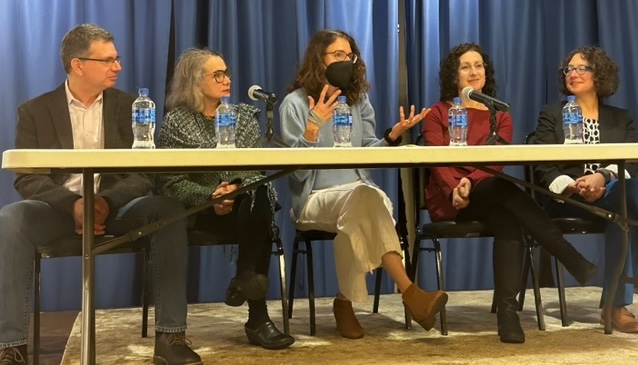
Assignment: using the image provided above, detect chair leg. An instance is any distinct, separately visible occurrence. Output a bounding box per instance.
[490,291,498,314]
[33,252,41,365]
[407,238,424,330]
[410,236,423,282]
[274,237,290,335]
[372,268,382,313]
[433,239,448,336]
[288,239,300,319]
[400,233,412,281]
[399,233,412,329]
[305,240,316,336]
[528,246,546,331]
[141,248,151,338]
[555,258,568,326]
[517,242,534,311]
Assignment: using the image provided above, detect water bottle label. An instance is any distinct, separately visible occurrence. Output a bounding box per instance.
[450,114,467,127]
[218,113,236,127]
[133,108,155,125]
[334,114,351,126]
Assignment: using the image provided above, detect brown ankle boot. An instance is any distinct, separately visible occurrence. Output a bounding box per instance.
[333,298,364,339]
[402,284,448,331]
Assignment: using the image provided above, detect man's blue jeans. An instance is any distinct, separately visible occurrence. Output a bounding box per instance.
[0,195,189,348]
[545,178,638,307]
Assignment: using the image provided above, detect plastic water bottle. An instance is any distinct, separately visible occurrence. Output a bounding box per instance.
[216,96,236,148]
[131,88,156,149]
[448,97,468,146]
[562,95,584,144]
[333,96,352,147]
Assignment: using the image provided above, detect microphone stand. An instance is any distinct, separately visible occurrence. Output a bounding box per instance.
[254,102,289,148]
[484,102,509,145]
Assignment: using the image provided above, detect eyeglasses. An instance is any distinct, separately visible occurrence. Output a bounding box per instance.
[459,63,485,74]
[324,50,358,64]
[562,65,593,75]
[206,69,232,83]
[77,56,121,67]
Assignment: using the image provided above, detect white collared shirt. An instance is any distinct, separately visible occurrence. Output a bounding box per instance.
[62,80,104,195]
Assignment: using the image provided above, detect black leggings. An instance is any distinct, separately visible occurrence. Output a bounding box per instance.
[457,177,527,241]
[457,176,572,245]
[194,185,273,276]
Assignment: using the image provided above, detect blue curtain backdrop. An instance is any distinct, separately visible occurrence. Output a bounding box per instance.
[1,0,638,311]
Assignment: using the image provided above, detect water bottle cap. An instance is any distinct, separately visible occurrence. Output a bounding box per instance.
[453,97,461,104]
[221,96,231,103]
[138,88,149,96]
[337,96,347,103]
[567,95,576,102]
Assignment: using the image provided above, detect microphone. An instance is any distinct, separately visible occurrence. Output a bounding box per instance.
[462,86,510,112]
[248,85,278,104]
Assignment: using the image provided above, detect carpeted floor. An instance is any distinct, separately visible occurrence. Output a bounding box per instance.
[61,287,638,365]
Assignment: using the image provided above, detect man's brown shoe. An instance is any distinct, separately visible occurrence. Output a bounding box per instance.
[333,298,365,339]
[402,284,448,331]
[153,332,202,365]
[600,307,638,333]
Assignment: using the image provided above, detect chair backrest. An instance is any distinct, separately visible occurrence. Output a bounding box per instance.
[523,131,540,201]
[413,133,429,215]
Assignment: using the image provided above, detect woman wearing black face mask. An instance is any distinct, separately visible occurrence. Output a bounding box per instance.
[279,29,442,340]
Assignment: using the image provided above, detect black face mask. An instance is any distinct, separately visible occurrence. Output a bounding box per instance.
[325,61,354,91]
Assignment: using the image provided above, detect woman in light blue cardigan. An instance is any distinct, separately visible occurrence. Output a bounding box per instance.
[279,29,441,339]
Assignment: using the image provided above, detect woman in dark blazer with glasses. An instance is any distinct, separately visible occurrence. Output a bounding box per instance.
[534,45,638,334]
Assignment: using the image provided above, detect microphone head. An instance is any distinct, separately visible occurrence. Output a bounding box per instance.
[248,84,262,101]
[461,86,474,99]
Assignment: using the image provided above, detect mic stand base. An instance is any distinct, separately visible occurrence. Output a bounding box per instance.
[485,133,509,145]
[252,102,289,148]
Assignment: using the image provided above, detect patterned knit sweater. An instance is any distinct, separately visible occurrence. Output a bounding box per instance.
[155,103,278,226]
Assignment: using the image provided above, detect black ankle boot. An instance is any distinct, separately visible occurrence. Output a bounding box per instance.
[493,239,526,344]
[497,307,526,344]
[225,277,247,307]
[245,320,295,350]
[230,271,269,301]
[153,332,202,365]
[0,345,27,364]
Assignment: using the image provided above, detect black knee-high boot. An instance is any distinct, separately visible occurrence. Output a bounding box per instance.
[493,239,526,344]
[499,185,598,285]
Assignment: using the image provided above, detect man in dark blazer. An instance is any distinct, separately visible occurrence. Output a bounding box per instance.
[0,24,202,365]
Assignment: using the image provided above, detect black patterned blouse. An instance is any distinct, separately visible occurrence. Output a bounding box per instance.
[155,103,278,224]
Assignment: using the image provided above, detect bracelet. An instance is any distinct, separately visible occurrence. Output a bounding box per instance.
[307,109,328,128]
[595,168,612,184]
[383,128,402,146]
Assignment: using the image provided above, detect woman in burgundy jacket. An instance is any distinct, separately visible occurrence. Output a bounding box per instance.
[422,42,597,344]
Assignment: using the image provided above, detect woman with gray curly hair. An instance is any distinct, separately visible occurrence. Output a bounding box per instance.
[534,45,638,334]
[156,48,294,349]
